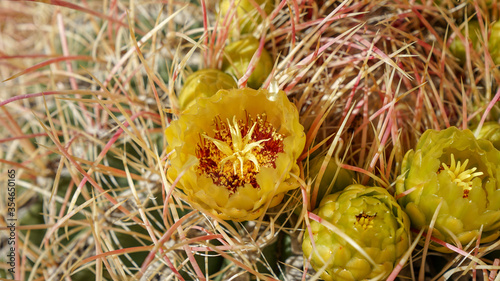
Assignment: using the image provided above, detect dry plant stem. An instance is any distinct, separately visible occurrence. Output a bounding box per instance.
[4,55,99,82]
[490,259,500,280]
[310,106,352,207]
[57,12,92,124]
[66,111,157,215]
[127,13,210,275]
[137,210,198,279]
[387,228,425,281]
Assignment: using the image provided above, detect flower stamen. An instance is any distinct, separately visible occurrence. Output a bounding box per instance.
[439,154,483,198]
[196,113,284,193]
[355,212,376,230]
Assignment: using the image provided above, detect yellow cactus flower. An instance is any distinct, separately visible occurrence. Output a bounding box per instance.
[165,88,305,221]
[395,127,500,252]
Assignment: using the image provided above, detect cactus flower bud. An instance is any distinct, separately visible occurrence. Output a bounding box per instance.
[303,185,411,281]
[223,37,273,89]
[178,69,237,110]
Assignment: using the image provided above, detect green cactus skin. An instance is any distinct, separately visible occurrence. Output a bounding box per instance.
[303,185,410,281]
[396,127,500,252]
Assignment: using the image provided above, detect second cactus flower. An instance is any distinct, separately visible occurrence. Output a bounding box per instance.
[396,127,500,252]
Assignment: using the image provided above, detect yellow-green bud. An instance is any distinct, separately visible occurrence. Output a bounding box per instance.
[450,21,481,63]
[219,0,273,34]
[223,37,273,89]
[475,122,500,150]
[178,69,237,110]
[489,21,500,65]
[450,20,500,65]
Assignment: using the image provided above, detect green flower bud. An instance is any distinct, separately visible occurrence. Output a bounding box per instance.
[223,37,273,89]
[489,21,500,65]
[450,21,481,63]
[395,127,500,252]
[178,69,237,110]
[219,0,273,34]
[303,185,411,281]
[475,122,500,150]
[450,20,500,65]
[308,155,354,207]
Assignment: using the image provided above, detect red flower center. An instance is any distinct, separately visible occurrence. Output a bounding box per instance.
[195,113,284,193]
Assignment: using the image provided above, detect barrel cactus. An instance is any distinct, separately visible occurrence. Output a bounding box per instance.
[450,20,481,63]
